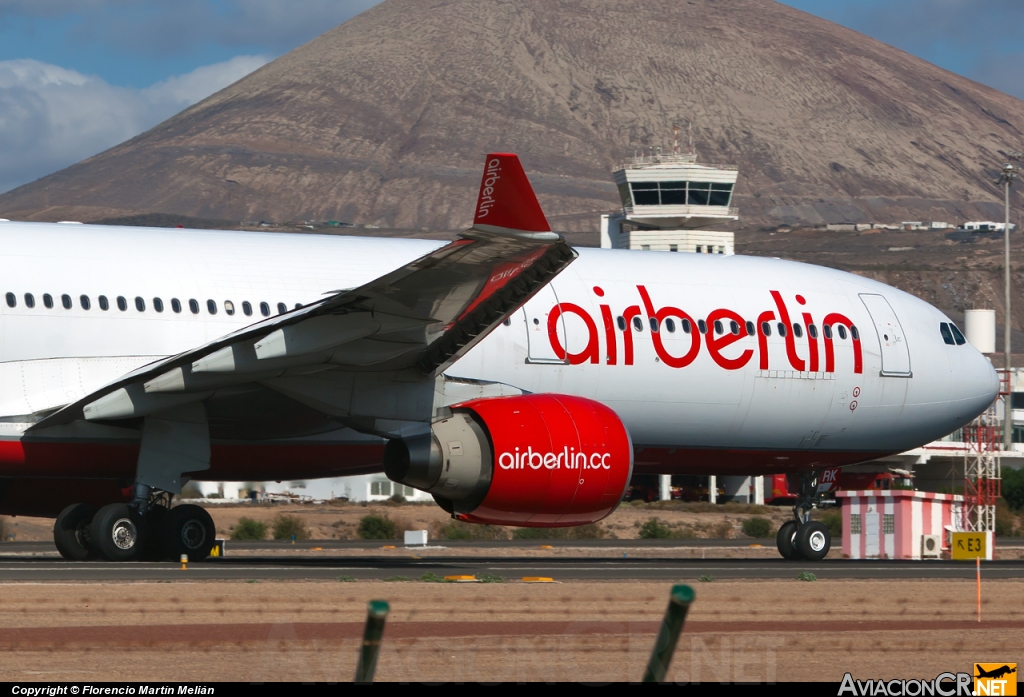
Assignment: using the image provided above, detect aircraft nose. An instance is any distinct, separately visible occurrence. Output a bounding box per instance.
[957,347,1000,417]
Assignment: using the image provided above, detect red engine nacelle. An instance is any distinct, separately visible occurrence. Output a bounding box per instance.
[383,394,633,527]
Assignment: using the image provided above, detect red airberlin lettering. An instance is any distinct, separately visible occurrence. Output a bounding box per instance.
[541,287,863,374]
[497,447,612,470]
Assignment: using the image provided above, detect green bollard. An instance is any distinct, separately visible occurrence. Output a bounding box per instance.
[642,584,695,683]
[354,600,390,683]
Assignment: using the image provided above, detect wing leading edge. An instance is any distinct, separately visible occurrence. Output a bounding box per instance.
[29,154,576,430]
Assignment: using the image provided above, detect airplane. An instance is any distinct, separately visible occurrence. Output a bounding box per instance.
[0,154,998,563]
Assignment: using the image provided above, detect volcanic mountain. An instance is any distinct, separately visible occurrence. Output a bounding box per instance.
[1,0,1022,232]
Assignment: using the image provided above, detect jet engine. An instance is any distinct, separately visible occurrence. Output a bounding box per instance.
[384,394,633,526]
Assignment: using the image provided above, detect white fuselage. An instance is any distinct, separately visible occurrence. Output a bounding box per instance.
[0,222,999,479]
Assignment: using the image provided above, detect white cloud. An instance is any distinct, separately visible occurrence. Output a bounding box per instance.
[0,55,269,194]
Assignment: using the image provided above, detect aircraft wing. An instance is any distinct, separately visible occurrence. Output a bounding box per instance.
[29,153,575,430]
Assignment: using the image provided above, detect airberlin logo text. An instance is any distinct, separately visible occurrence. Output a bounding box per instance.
[498,447,611,470]
[546,286,863,374]
[476,158,501,220]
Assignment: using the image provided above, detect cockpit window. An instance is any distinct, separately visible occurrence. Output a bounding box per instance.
[949,323,967,346]
[939,323,955,345]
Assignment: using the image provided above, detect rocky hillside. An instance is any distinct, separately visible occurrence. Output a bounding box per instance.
[1,0,1022,231]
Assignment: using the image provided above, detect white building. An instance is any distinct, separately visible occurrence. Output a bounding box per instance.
[195,475,433,503]
[962,221,1016,233]
[600,148,737,255]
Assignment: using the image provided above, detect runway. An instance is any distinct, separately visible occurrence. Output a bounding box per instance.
[1,542,1021,581]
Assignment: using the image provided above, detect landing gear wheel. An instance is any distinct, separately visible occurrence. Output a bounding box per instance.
[53,503,98,561]
[162,505,216,561]
[776,520,802,560]
[91,503,145,561]
[795,521,830,562]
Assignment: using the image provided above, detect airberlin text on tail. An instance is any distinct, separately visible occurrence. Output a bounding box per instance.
[473,153,551,233]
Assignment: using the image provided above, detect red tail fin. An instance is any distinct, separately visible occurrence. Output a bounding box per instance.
[473,153,551,233]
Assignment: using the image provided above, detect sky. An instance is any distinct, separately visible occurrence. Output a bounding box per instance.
[0,0,1021,195]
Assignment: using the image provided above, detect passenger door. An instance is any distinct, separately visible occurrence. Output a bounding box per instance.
[521,284,567,364]
[860,294,911,377]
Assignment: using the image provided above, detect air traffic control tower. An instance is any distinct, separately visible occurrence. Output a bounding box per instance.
[600,128,739,254]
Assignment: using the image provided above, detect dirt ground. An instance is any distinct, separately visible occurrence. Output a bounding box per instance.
[0,500,807,542]
[0,579,1020,683]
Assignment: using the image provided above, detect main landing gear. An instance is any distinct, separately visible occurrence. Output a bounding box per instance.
[53,488,216,562]
[775,471,835,562]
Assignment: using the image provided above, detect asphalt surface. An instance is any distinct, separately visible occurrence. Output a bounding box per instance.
[0,543,1021,581]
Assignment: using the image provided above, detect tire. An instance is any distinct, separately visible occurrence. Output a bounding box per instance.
[776,520,802,560]
[795,521,830,562]
[53,503,98,561]
[91,503,145,562]
[162,505,216,561]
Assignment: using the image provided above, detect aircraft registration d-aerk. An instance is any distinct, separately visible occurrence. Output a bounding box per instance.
[0,154,998,562]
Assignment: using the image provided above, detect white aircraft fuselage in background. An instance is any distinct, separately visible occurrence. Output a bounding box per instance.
[0,220,998,496]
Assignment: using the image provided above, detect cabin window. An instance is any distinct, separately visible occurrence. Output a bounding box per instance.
[808,324,818,339]
[207,299,217,315]
[295,303,302,310]
[153,298,164,313]
[823,324,833,340]
[98,295,108,311]
[949,324,966,345]
[616,316,626,331]
[43,293,53,309]
[761,321,771,337]
[242,301,252,316]
[189,299,200,314]
[116,296,127,312]
[632,316,643,332]
[665,318,676,333]
[277,302,287,315]
[171,298,182,314]
[61,294,72,309]
[793,323,803,338]
[837,325,848,340]
[852,326,862,342]
[713,320,724,335]
[260,302,271,317]
[777,322,787,337]
[746,321,755,336]
[4,292,14,308]
[135,297,145,312]
[681,319,692,334]
[730,320,740,335]
[697,319,708,334]
[224,300,235,316]
[80,295,91,311]
[650,317,659,333]
[24,293,34,308]
[532,318,539,326]
[503,318,511,327]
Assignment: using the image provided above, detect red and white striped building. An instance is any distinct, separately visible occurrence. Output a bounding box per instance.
[835,490,962,559]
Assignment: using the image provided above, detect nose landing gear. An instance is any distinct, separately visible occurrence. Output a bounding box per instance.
[775,471,836,561]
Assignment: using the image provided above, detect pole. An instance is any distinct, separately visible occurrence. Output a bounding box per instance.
[354,600,389,683]
[976,557,981,623]
[643,584,695,683]
[1005,176,1013,452]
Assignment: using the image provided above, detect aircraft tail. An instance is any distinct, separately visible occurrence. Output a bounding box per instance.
[472,153,552,235]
